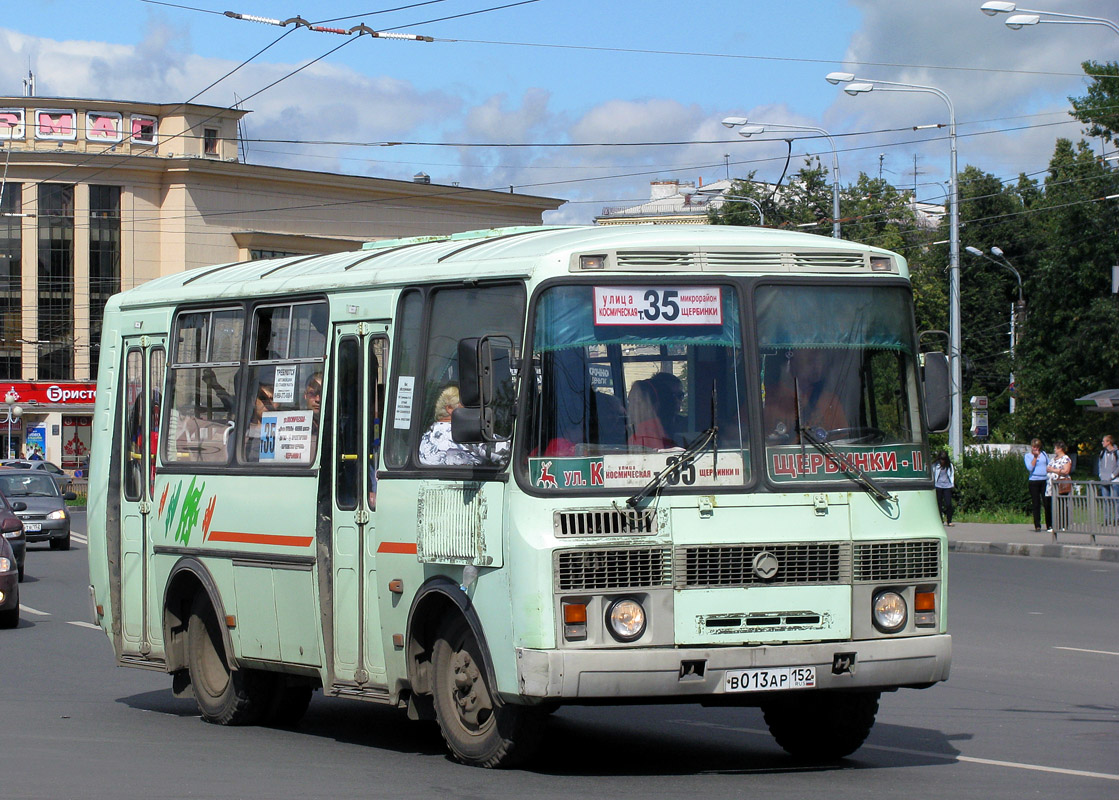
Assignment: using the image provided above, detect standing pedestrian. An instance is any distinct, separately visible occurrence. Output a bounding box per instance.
[932,451,955,526]
[1097,434,1119,525]
[1024,438,1050,532]
[1045,440,1073,535]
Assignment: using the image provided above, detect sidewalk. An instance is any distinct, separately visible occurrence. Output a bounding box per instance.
[946,521,1119,562]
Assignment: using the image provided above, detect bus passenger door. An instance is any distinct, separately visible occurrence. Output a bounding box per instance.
[119,338,166,658]
[329,323,388,688]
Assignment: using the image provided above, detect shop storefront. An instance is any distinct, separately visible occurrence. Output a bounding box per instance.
[0,382,97,468]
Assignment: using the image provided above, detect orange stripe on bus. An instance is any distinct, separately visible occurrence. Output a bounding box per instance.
[207,530,314,547]
[377,541,418,554]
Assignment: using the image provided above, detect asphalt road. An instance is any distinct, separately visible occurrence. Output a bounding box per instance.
[1,511,1116,800]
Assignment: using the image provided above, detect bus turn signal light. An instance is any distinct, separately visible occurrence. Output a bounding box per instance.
[915,592,935,612]
[563,602,587,641]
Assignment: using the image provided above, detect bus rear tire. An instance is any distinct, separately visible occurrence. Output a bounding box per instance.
[186,593,268,726]
[431,615,543,768]
[761,690,880,761]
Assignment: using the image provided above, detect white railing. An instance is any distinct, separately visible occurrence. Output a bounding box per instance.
[1052,481,1119,545]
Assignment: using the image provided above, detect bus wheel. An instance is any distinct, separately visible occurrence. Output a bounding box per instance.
[431,615,543,768]
[761,690,880,761]
[186,593,267,726]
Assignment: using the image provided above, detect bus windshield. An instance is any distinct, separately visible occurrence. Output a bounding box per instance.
[522,283,751,492]
[756,283,928,485]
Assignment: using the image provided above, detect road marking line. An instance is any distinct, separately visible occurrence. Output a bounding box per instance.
[675,721,1119,782]
[66,620,100,630]
[71,533,88,542]
[1054,646,1119,657]
[19,604,49,616]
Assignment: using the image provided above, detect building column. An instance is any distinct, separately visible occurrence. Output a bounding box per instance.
[74,184,90,380]
[20,183,36,380]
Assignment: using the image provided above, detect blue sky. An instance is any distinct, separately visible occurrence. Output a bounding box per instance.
[2,0,1117,224]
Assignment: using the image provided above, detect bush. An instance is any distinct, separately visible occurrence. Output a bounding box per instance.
[955,450,1030,514]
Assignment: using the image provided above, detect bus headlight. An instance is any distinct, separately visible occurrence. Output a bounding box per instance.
[872,591,907,633]
[606,598,646,642]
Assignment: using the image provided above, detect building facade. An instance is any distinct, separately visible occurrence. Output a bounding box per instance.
[0,96,562,466]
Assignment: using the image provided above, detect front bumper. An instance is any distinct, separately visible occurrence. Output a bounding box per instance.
[516,634,951,700]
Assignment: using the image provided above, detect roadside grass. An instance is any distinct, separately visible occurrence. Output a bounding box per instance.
[954,508,1031,524]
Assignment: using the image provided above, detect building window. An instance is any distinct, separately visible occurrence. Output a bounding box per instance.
[38,184,74,380]
[89,185,121,377]
[204,128,219,156]
[0,183,21,379]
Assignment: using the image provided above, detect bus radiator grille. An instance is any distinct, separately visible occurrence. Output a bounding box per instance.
[554,547,672,592]
[852,540,940,582]
[674,543,850,589]
[553,508,657,537]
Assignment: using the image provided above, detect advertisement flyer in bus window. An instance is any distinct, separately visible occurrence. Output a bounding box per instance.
[259,411,315,464]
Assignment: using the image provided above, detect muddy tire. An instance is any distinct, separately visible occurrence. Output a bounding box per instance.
[186,593,268,726]
[762,690,880,761]
[430,615,543,768]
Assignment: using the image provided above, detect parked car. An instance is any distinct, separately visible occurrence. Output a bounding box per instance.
[0,491,26,581]
[0,534,18,628]
[0,459,69,491]
[0,469,75,551]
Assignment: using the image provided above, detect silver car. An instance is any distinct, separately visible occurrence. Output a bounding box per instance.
[0,459,69,491]
[0,470,76,551]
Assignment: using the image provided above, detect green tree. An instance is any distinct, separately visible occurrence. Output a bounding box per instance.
[1069,60,1119,146]
[1013,138,1119,452]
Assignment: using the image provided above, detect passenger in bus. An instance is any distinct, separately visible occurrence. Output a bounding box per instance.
[418,384,507,466]
[763,348,849,443]
[648,371,686,444]
[627,379,676,450]
[244,382,277,462]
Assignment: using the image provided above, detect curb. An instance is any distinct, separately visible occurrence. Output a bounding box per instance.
[949,540,1119,562]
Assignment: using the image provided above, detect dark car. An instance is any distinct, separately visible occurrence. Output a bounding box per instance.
[0,469,75,551]
[0,490,26,581]
[0,534,18,628]
[0,459,69,491]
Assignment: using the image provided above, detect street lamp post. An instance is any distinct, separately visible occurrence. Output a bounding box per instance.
[695,188,766,225]
[980,2,1119,35]
[826,71,962,459]
[721,117,842,238]
[965,246,1025,413]
[3,390,22,459]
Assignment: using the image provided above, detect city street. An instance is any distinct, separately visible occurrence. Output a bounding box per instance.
[1,512,1116,799]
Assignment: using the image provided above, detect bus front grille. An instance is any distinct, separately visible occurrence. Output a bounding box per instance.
[675,543,850,589]
[853,540,940,582]
[554,547,672,591]
[554,508,657,537]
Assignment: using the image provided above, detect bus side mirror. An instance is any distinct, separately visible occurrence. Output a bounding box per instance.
[922,351,950,433]
[456,335,515,442]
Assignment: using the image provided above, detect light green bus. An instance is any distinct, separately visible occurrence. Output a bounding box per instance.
[88,224,952,768]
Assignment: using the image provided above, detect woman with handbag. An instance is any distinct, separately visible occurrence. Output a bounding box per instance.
[1046,440,1073,535]
[932,451,955,526]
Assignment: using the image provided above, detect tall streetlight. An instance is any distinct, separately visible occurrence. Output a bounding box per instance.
[980,2,1119,36]
[3,390,22,459]
[826,71,963,459]
[721,117,842,238]
[965,246,1025,413]
[695,188,765,225]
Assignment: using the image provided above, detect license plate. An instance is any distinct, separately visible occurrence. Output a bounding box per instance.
[23,523,41,532]
[724,666,816,693]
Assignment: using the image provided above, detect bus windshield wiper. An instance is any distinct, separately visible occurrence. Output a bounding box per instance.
[626,424,718,509]
[798,425,894,505]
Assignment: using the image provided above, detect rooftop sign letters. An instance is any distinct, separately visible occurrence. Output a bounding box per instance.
[0,107,158,145]
[1,382,98,407]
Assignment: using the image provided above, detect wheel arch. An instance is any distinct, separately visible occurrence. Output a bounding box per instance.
[405,576,497,699]
[163,557,238,674]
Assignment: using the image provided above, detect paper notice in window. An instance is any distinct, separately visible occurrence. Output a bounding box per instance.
[393,376,415,429]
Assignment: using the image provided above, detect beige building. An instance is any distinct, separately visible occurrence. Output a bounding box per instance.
[0,96,562,466]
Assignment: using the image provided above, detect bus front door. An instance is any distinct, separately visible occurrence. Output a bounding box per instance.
[118,338,166,659]
[328,324,388,689]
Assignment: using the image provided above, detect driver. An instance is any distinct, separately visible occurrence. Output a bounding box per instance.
[763,348,849,443]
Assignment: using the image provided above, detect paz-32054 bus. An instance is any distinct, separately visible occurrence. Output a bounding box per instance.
[88,224,951,768]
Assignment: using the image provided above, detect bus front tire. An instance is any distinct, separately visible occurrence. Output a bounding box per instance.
[186,593,268,726]
[761,690,880,761]
[430,615,543,768]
